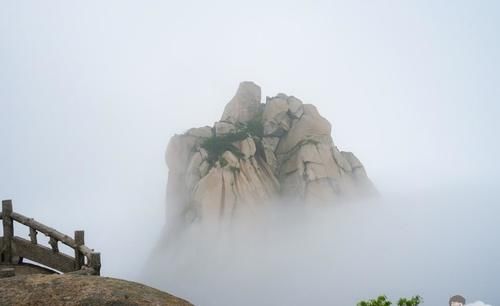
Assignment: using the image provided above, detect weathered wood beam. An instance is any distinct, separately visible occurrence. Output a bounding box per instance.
[29,228,38,244]
[78,245,93,257]
[48,237,59,253]
[13,236,75,273]
[11,212,75,248]
[89,252,101,276]
[74,230,85,270]
[2,200,14,263]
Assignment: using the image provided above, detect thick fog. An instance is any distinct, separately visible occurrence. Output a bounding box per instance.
[1,1,499,305]
[145,189,500,305]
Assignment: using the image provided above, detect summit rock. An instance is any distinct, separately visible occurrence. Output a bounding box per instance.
[165,82,375,227]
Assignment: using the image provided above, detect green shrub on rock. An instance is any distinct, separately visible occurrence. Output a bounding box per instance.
[357,295,422,306]
[397,296,422,306]
[201,118,264,166]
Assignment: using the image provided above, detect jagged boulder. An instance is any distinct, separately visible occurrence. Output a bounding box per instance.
[165,81,375,228]
[220,81,261,124]
[214,121,235,136]
[191,156,279,224]
[261,136,280,175]
[276,104,332,154]
[238,137,257,159]
[263,96,291,136]
[287,96,304,119]
[185,126,213,138]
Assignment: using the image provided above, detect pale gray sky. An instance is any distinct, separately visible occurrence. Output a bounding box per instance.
[1,1,499,304]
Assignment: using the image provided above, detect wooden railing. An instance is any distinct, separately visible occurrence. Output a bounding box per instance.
[0,199,101,275]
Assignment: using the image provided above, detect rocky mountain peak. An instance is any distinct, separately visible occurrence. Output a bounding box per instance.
[165,82,375,227]
[220,81,261,124]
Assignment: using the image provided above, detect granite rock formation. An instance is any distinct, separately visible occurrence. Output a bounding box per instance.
[165,81,375,227]
[0,274,192,305]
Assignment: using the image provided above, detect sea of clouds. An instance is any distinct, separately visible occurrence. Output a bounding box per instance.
[141,183,499,306]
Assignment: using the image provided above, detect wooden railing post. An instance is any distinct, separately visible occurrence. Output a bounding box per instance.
[2,200,14,263]
[29,228,38,244]
[74,230,85,270]
[89,252,101,275]
[48,237,59,253]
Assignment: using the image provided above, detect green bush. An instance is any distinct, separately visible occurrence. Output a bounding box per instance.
[201,132,246,165]
[357,295,392,306]
[357,295,422,306]
[240,117,264,138]
[218,156,228,167]
[201,117,264,166]
[397,296,422,306]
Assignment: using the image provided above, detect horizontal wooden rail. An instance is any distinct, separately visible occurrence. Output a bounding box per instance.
[10,212,94,258]
[13,236,76,273]
[11,212,77,248]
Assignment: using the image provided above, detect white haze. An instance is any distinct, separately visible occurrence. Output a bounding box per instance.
[1,1,499,305]
[143,186,500,305]
[468,302,493,306]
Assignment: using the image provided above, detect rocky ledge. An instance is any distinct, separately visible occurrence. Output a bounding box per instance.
[166,81,375,226]
[0,274,192,306]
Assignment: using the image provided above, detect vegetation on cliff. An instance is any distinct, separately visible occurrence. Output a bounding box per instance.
[201,115,264,166]
[357,295,422,306]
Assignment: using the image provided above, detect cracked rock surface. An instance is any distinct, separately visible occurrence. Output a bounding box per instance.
[0,274,192,306]
[166,81,375,227]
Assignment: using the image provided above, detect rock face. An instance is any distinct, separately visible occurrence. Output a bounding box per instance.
[0,274,192,306]
[221,81,261,124]
[165,82,375,227]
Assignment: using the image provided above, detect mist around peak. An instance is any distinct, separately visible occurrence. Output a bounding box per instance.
[142,181,500,306]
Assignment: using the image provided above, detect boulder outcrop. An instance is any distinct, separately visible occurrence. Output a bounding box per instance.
[220,81,261,124]
[165,82,375,227]
[0,274,192,306]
